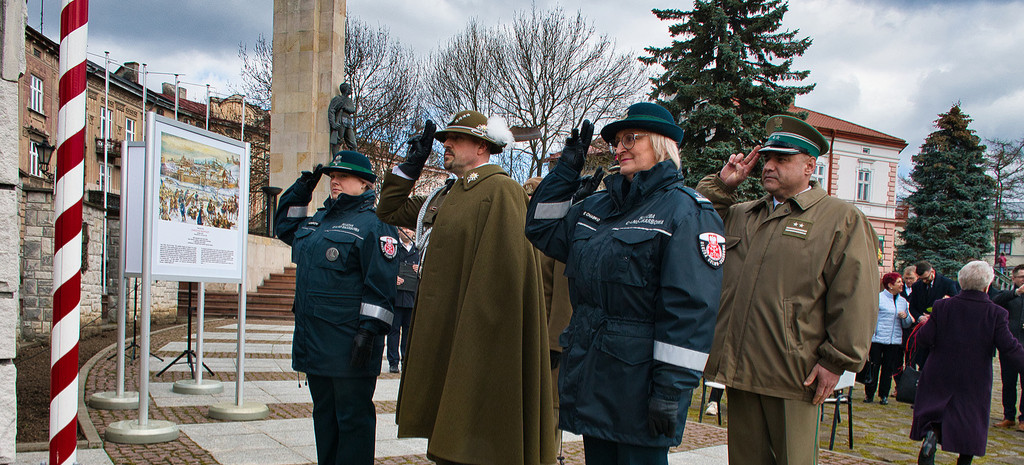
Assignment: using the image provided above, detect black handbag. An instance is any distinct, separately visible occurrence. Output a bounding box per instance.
[856,361,876,386]
[895,365,920,403]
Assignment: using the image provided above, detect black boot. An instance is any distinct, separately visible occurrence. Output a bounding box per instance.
[918,429,937,465]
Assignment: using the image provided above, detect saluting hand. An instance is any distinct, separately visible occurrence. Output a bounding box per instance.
[558,120,594,174]
[398,120,437,180]
[719,146,761,189]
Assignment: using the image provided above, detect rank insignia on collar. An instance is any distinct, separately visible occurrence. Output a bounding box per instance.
[699,232,726,268]
[379,236,398,260]
[467,172,479,183]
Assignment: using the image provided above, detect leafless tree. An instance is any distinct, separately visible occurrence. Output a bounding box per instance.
[985,137,1024,252]
[491,6,648,177]
[425,19,499,118]
[425,7,649,179]
[236,34,273,110]
[344,17,428,191]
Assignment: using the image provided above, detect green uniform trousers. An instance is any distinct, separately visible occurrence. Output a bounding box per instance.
[726,387,821,465]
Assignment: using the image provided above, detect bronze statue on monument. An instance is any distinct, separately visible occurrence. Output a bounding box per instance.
[328,82,357,154]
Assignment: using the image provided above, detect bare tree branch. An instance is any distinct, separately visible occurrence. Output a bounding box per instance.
[235,34,273,110]
[426,7,649,179]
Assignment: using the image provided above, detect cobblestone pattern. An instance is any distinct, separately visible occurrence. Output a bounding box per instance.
[84,319,1023,464]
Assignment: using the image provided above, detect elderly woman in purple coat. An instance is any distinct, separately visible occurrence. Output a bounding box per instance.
[910,260,1024,465]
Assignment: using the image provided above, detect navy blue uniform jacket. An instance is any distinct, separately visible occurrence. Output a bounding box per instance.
[275,181,398,378]
[525,160,723,447]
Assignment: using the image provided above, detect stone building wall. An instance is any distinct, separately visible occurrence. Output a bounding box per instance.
[19,185,180,340]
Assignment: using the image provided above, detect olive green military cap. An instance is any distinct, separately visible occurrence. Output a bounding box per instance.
[760,115,829,158]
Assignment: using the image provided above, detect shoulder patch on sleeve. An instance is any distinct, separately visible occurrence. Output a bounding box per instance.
[699,232,726,268]
[680,186,715,210]
[379,236,398,261]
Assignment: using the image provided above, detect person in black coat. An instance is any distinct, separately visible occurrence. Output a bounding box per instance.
[991,263,1024,430]
[907,261,961,367]
[387,227,419,373]
[910,261,1024,465]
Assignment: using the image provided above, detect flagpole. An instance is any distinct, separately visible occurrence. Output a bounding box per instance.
[51,1,88,464]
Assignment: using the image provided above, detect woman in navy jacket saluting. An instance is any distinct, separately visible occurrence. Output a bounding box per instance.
[525,103,723,464]
[275,150,398,465]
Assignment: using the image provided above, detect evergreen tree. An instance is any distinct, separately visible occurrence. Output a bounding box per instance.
[897,105,994,276]
[641,0,814,198]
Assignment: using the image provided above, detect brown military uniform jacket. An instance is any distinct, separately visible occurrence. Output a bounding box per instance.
[696,175,879,402]
[377,164,556,465]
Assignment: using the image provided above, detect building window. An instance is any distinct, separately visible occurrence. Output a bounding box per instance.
[811,162,826,186]
[29,142,42,177]
[125,118,136,141]
[98,162,111,191]
[856,169,871,202]
[998,235,1013,255]
[100,108,113,139]
[29,75,44,113]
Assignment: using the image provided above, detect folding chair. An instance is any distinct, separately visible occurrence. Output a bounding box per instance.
[822,370,856,450]
[698,379,726,425]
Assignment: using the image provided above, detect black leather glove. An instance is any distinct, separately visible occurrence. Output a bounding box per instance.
[398,120,437,179]
[647,397,678,438]
[350,328,374,369]
[298,163,324,191]
[573,167,605,202]
[549,350,561,370]
[558,120,594,174]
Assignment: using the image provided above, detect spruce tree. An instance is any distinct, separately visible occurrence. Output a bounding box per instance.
[641,0,814,198]
[897,105,994,276]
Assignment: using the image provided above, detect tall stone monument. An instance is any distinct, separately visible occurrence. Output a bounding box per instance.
[269,0,347,191]
[0,0,22,461]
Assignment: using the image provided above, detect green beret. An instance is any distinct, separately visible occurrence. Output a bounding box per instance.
[323,150,376,184]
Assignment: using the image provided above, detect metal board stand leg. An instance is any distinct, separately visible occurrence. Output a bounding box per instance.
[106,113,178,443]
[209,251,268,420]
[88,274,139,410]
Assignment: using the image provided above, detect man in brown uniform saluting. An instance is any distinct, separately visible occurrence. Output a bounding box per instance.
[377,111,556,465]
[696,115,879,465]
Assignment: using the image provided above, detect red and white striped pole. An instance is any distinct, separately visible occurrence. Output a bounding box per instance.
[51,1,88,465]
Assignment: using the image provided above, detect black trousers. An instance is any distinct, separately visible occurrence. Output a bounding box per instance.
[386,306,413,366]
[999,352,1024,421]
[582,436,668,465]
[307,374,377,465]
[864,342,902,399]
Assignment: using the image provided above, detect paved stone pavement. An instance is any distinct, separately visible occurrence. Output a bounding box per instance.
[31,318,1023,464]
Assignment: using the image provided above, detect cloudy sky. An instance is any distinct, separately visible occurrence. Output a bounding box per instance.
[26,0,1024,175]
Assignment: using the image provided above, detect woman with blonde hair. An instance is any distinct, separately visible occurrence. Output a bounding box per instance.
[526,103,724,464]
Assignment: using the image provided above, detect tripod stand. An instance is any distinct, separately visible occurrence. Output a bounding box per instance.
[156,282,213,377]
[109,277,163,362]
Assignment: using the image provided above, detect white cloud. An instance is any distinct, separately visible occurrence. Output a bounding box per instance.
[28,0,1023,177]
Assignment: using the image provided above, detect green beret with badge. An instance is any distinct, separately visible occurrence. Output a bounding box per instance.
[758,115,829,158]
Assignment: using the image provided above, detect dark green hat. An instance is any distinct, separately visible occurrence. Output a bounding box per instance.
[600,102,683,144]
[323,150,376,184]
[435,110,513,154]
[760,115,829,158]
